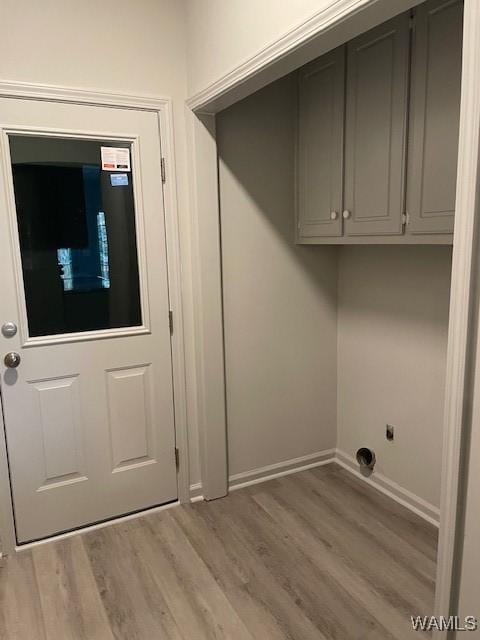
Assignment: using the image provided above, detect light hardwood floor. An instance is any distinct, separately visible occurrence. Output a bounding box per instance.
[0,464,437,639]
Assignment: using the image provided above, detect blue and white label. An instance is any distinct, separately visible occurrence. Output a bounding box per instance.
[110,173,129,187]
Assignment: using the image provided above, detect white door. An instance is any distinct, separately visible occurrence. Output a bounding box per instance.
[0,98,177,543]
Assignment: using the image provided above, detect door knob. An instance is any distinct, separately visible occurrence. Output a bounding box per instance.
[330,211,338,220]
[342,210,351,219]
[4,352,21,368]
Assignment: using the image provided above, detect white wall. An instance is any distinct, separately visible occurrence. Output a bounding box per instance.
[217,76,338,476]
[0,0,202,485]
[185,0,420,107]
[186,0,331,95]
[337,246,452,507]
[2,0,184,96]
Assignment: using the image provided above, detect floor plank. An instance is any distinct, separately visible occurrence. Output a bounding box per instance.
[33,536,114,640]
[0,463,437,639]
[0,550,46,640]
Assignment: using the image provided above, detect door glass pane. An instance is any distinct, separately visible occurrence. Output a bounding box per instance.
[8,135,142,337]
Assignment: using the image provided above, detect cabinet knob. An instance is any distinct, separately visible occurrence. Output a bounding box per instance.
[330,211,338,220]
[342,210,351,220]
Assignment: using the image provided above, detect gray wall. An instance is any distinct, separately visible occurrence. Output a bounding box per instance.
[337,245,452,507]
[217,76,338,477]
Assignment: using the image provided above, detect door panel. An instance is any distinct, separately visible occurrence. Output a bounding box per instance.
[297,47,345,239]
[0,98,177,543]
[344,14,410,236]
[407,0,463,234]
[33,375,86,489]
[106,365,155,471]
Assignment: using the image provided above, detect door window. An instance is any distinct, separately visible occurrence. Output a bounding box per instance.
[8,135,142,337]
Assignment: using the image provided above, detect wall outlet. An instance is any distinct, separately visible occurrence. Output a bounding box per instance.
[386,424,394,441]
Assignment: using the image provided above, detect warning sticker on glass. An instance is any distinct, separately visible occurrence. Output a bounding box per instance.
[101,146,131,171]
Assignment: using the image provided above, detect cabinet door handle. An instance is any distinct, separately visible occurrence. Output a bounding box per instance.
[330,211,338,220]
[342,210,351,219]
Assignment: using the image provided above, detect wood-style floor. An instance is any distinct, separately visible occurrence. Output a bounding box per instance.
[0,463,437,640]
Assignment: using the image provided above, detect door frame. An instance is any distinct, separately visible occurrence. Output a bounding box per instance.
[0,82,190,554]
[186,0,480,626]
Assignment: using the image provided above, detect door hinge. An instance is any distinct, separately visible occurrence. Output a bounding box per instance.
[175,447,179,469]
[169,310,174,335]
[161,157,166,183]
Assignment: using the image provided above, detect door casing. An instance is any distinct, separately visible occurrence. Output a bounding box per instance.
[0,86,190,553]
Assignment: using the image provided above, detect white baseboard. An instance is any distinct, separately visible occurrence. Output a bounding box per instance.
[228,449,336,491]
[190,448,440,528]
[335,449,440,528]
[189,482,204,503]
[189,450,335,502]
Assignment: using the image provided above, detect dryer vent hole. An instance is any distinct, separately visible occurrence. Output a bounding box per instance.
[356,447,376,470]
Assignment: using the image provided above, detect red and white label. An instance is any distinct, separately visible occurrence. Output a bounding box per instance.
[101,146,131,172]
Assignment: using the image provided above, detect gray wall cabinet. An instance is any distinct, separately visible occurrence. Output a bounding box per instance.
[297,47,345,239]
[344,13,410,237]
[407,0,463,235]
[296,0,462,244]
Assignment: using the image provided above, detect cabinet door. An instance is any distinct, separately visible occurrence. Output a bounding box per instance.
[407,0,463,235]
[296,47,345,239]
[344,14,410,236]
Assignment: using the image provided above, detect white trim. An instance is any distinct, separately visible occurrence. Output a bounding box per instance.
[0,80,170,111]
[335,450,440,527]
[0,82,190,553]
[186,0,425,114]
[189,113,228,500]
[229,449,336,491]
[435,0,480,622]
[19,326,151,348]
[187,0,374,112]
[189,483,204,502]
[157,101,191,504]
[15,500,180,552]
[189,450,336,498]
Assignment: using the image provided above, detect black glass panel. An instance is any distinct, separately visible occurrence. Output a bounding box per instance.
[9,135,142,337]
